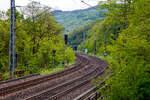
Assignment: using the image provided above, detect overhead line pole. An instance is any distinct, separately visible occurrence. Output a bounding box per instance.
[9,0,51,80]
[9,0,16,79]
[81,0,96,54]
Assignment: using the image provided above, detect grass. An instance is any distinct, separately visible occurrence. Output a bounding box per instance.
[40,65,65,75]
[40,60,76,75]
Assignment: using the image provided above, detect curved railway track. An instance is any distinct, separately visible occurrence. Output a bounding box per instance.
[57,54,107,100]
[0,53,107,100]
[0,53,87,96]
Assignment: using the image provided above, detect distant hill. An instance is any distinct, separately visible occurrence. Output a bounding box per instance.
[53,6,106,33]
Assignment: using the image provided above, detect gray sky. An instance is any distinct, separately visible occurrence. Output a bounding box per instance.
[0,0,102,11]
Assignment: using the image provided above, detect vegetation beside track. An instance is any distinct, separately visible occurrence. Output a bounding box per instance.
[40,65,65,75]
[71,0,150,100]
[40,60,75,75]
[0,1,75,77]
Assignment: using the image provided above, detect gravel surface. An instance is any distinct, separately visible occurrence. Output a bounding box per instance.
[0,53,107,100]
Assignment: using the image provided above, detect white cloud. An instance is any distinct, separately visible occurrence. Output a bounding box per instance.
[0,0,102,11]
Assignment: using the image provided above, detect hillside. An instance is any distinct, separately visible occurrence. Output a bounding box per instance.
[68,19,103,47]
[53,6,106,33]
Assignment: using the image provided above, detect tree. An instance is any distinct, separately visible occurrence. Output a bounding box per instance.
[0,1,75,74]
[95,0,150,100]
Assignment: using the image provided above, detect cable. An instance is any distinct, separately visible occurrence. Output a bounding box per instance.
[80,0,92,7]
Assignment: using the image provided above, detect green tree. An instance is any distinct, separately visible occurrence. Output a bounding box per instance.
[75,0,150,99]
[95,0,150,100]
[0,1,75,74]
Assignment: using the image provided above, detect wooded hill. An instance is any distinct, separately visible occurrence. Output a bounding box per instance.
[53,6,106,33]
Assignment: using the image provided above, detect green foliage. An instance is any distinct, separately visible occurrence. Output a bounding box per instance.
[66,47,75,63]
[95,0,150,100]
[53,6,106,34]
[40,65,65,75]
[68,20,101,47]
[0,2,75,74]
[76,0,150,99]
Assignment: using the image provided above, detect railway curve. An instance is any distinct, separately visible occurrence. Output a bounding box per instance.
[0,53,107,100]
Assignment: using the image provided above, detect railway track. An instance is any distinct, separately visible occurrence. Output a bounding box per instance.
[0,53,107,100]
[0,74,40,85]
[25,60,105,100]
[57,54,107,100]
[0,53,87,96]
[48,68,106,100]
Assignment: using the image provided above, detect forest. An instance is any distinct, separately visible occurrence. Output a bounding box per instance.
[0,1,75,77]
[74,0,150,99]
[53,6,106,34]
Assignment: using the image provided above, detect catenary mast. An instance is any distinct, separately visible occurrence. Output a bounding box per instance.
[9,0,16,79]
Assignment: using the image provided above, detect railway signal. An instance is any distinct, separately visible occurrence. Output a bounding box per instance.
[64,34,68,67]
[52,50,56,66]
[81,0,96,55]
[64,34,68,45]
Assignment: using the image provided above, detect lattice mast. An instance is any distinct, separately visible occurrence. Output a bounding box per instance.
[9,0,16,79]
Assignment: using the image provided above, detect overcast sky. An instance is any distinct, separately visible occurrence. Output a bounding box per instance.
[0,0,103,11]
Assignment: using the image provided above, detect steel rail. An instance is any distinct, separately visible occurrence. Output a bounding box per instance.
[25,56,106,100]
[0,54,88,97]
